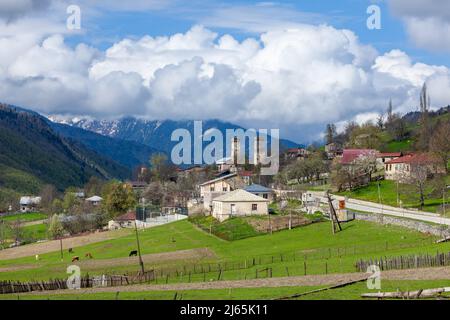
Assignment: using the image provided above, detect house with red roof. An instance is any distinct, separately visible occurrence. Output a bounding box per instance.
[384,153,445,181]
[340,149,378,165]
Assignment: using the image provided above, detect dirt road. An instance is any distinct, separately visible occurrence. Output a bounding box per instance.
[18,266,450,296]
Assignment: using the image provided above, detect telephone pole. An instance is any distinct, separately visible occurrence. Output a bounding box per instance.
[134,219,145,275]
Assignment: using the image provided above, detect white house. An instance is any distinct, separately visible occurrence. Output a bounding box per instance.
[19,196,41,212]
[212,189,269,222]
[384,153,445,182]
[199,173,247,209]
[86,195,103,206]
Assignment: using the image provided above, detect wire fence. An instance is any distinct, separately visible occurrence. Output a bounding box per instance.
[356,251,450,272]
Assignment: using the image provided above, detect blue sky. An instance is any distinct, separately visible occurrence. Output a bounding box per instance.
[69,0,448,65]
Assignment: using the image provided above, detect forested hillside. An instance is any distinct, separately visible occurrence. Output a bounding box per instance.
[0,104,130,209]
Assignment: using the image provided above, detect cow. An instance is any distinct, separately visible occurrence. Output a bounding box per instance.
[68,248,73,253]
[85,253,93,259]
[129,250,138,257]
[71,256,80,262]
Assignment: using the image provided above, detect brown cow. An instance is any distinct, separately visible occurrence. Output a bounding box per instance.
[85,253,93,259]
[71,256,80,262]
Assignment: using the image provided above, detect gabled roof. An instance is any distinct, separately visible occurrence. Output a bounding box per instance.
[20,196,41,205]
[213,189,269,203]
[244,184,273,193]
[200,173,237,186]
[341,149,378,164]
[115,211,136,221]
[86,196,103,202]
[385,153,439,165]
[377,152,402,158]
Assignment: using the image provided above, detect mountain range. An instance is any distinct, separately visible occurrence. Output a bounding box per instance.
[48,116,302,159]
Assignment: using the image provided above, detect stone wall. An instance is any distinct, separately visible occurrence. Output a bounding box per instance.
[353,211,450,238]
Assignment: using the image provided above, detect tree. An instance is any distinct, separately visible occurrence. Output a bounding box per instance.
[330,152,377,191]
[387,99,394,125]
[84,176,104,197]
[415,83,432,151]
[400,158,444,209]
[48,214,65,240]
[347,122,383,150]
[39,184,57,211]
[11,218,24,244]
[325,124,336,145]
[103,182,137,217]
[149,153,175,182]
[387,114,408,141]
[62,191,78,212]
[0,220,11,248]
[429,120,450,174]
[376,114,384,130]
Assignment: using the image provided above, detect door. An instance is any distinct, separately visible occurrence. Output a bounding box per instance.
[230,204,236,216]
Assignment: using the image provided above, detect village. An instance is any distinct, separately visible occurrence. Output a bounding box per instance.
[1,1,450,304]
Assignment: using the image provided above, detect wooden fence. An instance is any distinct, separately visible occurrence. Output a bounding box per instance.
[0,270,154,295]
[356,251,450,272]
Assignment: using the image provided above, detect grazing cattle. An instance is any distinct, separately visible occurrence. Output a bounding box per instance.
[85,253,93,259]
[129,250,138,257]
[68,248,73,253]
[71,256,80,262]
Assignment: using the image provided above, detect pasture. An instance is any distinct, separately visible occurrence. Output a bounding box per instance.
[0,219,448,284]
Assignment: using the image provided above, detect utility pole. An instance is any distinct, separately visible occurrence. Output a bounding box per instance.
[59,238,63,261]
[134,220,145,275]
[377,182,384,223]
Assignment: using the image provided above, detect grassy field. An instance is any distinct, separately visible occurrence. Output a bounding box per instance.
[0,218,447,284]
[2,279,450,300]
[0,212,48,222]
[338,180,449,213]
[1,218,450,300]
[189,216,260,241]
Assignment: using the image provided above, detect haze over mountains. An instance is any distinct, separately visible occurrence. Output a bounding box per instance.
[48,116,302,157]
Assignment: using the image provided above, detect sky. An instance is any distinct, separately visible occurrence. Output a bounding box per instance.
[1,0,450,143]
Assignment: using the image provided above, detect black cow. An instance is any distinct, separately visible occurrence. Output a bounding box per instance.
[71,256,80,262]
[129,250,138,257]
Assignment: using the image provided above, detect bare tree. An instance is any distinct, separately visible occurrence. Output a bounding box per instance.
[39,184,57,211]
[429,120,450,174]
[415,83,432,151]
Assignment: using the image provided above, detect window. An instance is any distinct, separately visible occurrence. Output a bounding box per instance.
[263,194,268,199]
[223,186,228,192]
[252,204,258,211]
[210,186,215,192]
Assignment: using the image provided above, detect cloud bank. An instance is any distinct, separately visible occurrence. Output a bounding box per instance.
[1,19,450,141]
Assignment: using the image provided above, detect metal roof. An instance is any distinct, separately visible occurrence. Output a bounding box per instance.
[244,184,273,193]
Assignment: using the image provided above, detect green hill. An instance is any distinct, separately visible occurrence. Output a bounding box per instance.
[0,104,130,209]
